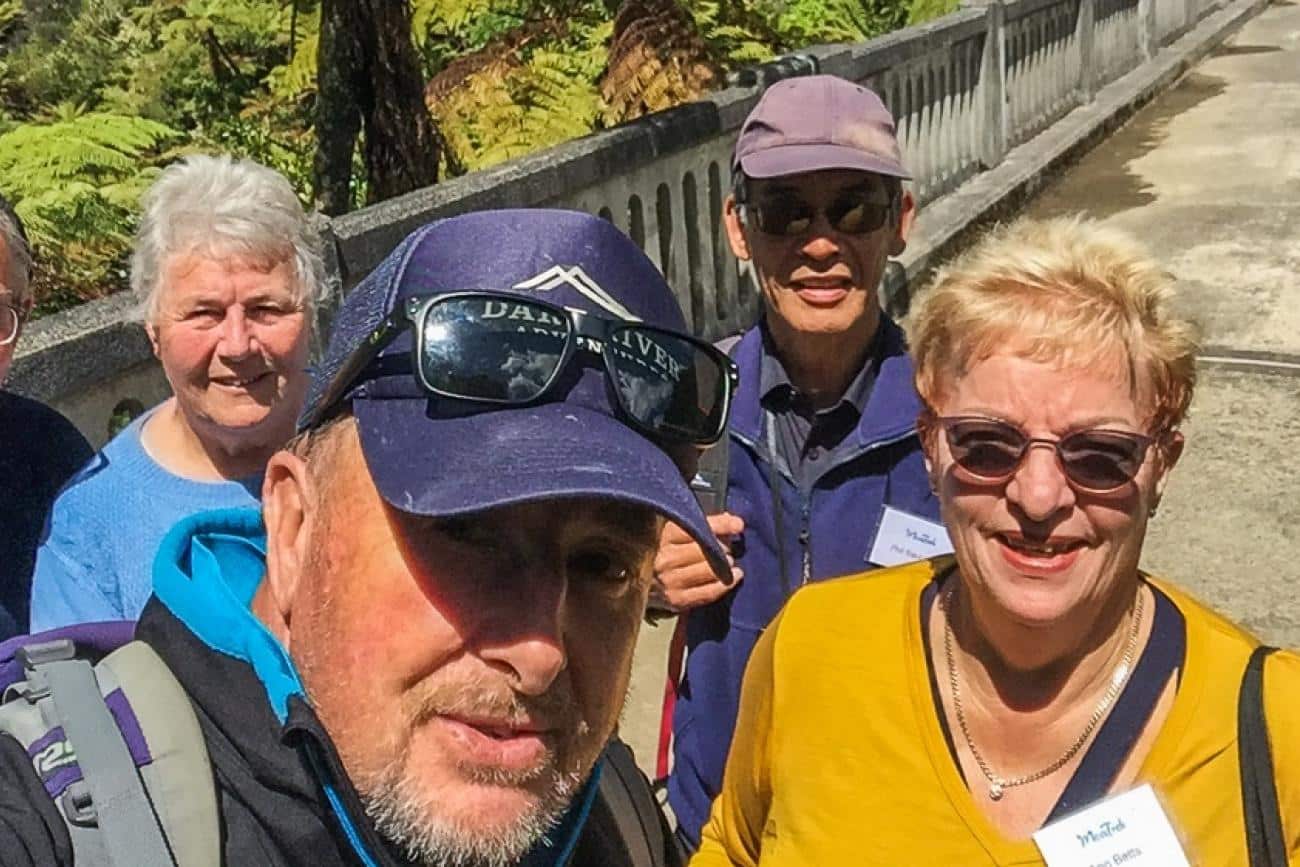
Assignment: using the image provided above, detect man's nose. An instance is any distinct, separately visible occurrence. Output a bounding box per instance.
[799,214,842,261]
[477,569,568,696]
[1005,443,1076,522]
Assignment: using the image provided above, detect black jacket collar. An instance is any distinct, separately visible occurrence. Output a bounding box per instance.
[137,598,418,866]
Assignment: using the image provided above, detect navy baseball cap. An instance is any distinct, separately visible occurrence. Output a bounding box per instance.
[301,209,732,580]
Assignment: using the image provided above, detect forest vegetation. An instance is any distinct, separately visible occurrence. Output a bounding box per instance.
[0,0,954,314]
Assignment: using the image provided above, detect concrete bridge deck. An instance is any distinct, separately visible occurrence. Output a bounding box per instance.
[1023,0,1300,646]
[622,1,1300,774]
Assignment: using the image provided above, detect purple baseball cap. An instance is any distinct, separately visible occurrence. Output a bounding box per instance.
[733,75,910,181]
[301,209,732,581]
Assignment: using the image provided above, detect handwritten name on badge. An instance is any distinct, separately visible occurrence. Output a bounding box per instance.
[867,506,954,567]
[1032,785,1190,867]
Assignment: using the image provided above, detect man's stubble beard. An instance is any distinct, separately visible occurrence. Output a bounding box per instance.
[294,540,600,867]
[358,672,593,867]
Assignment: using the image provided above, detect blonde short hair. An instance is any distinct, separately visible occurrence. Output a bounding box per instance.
[908,217,1199,432]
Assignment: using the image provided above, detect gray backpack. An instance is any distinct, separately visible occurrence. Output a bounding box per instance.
[0,624,678,867]
[0,624,219,866]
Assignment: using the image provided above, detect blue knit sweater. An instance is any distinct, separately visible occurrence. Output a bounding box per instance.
[28,410,261,630]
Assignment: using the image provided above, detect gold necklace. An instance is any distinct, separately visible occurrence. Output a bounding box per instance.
[941,584,1145,802]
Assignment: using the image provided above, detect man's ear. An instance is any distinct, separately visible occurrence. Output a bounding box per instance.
[258,449,317,643]
[722,194,752,262]
[890,189,917,258]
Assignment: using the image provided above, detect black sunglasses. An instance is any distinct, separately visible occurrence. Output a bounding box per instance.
[935,416,1160,494]
[744,188,897,237]
[304,292,739,445]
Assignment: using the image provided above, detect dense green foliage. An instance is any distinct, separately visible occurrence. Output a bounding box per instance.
[1,0,319,312]
[0,0,955,314]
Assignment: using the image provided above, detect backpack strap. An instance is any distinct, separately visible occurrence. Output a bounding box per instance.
[0,637,219,867]
[590,739,682,867]
[1239,644,1286,867]
[714,334,743,358]
[19,639,176,867]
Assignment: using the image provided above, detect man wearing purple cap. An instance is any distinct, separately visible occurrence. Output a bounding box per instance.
[0,210,736,866]
[654,75,945,849]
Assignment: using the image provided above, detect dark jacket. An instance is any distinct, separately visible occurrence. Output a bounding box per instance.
[0,508,678,866]
[667,317,941,846]
[0,392,92,636]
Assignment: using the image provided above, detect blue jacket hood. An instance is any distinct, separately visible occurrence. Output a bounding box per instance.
[152,506,305,722]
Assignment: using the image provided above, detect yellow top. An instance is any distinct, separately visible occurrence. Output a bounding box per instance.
[690,559,1300,866]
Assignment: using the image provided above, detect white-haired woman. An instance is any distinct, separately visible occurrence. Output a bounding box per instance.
[691,218,1300,865]
[30,155,321,629]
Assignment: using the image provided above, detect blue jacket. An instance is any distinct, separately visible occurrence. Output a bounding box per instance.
[667,318,940,847]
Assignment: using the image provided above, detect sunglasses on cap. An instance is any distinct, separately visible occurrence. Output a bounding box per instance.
[934,416,1162,494]
[742,187,898,237]
[304,291,739,445]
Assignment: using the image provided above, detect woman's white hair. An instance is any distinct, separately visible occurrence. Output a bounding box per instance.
[131,154,324,323]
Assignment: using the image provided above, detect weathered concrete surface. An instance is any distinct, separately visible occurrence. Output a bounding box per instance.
[1141,369,1300,645]
[1022,1,1300,647]
[621,620,676,777]
[893,0,1270,314]
[1026,2,1300,359]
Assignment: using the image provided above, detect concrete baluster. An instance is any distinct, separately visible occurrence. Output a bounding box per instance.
[1139,0,1158,57]
[1078,0,1097,102]
[965,0,1008,169]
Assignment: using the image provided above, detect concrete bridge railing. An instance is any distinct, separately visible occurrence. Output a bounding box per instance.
[10,0,1248,445]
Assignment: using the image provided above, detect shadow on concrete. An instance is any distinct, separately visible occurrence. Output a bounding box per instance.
[1212,43,1282,55]
[1026,73,1227,220]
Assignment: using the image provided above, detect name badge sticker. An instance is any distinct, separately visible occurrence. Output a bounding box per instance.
[1032,784,1191,867]
[866,506,954,567]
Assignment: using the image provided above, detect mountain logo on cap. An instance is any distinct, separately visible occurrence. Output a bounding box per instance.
[513,265,642,322]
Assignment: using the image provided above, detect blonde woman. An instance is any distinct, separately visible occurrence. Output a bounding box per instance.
[691,218,1300,865]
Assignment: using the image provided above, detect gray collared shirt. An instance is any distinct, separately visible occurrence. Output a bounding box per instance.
[758,324,880,492]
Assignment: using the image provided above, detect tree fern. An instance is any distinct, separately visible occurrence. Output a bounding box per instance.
[0,0,22,40]
[432,44,608,172]
[266,7,321,101]
[0,111,178,194]
[1,0,926,314]
[687,0,775,66]
[0,112,180,308]
[601,0,719,125]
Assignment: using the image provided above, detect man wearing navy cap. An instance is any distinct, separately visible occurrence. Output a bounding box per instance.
[655,75,946,848]
[0,210,735,865]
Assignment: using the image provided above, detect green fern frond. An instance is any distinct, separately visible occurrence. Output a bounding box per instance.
[0,0,22,38]
[266,6,320,101]
[0,113,179,196]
